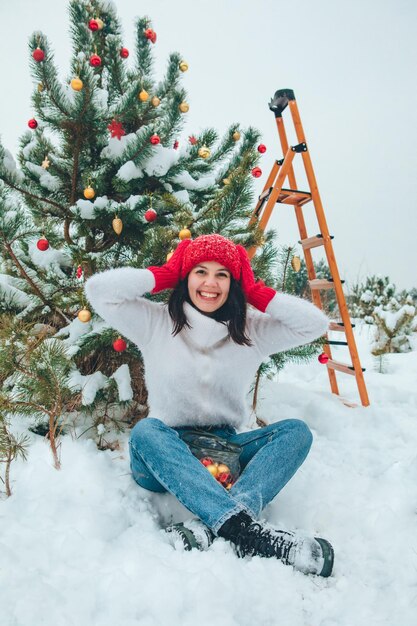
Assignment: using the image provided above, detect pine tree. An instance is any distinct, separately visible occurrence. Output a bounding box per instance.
[345,273,416,372]
[347,274,398,322]
[371,298,416,357]
[0,0,330,456]
[0,314,77,468]
[0,412,30,498]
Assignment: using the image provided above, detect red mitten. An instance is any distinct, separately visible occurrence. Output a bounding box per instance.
[148,239,192,293]
[236,245,276,312]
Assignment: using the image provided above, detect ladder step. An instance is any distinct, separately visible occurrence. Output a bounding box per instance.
[309,278,345,290]
[257,187,312,206]
[325,340,348,346]
[341,398,359,409]
[299,233,334,250]
[327,359,366,375]
[278,188,312,206]
[329,321,356,331]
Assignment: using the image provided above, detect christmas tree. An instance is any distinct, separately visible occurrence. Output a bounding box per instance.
[0,0,327,466]
[0,0,265,412]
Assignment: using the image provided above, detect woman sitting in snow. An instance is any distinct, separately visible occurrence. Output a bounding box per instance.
[85,234,334,577]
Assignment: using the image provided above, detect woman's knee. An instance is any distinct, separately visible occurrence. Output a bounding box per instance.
[273,418,312,452]
[129,417,165,447]
[288,418,313,451]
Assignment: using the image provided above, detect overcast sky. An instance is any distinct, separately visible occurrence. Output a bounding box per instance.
[1,0,416,291]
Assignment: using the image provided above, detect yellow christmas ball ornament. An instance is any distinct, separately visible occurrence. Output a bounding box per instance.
[151,96,161,107]
[138,89,149,102]
[166,250,174,262]
[77,308,92,323]
[223,177,231,185]
[37,82,44,93]
[198,146,211,159]
[178,101,189,113]
[71,77,83,91]
[206,464,219,478]
[112,217,123,235]
[83,186,95,200]
[95,17,105,30]
[179,228,192,240]
[179,61,189,72]
[291,255,301,272]
[232,131,241,141]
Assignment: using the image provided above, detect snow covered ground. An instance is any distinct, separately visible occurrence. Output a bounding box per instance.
[1,320,416,626]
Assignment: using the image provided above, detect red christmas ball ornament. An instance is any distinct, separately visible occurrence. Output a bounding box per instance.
[28,118,38,129]
[144,28,157,43]
[113,337,127,352]
[318,352,329,364]
[88,18,99,31]
[218,472,232,485]
[32,48,45,63]
[36,238,49,251]
[251,166,262,178]
[89,53,102,67]
[201,457,214,467]
[76,265,83,279]
[144,208,157,222]
[120,47,129,58]
[257,144,267,154]
[150,134,160,145]
[173,140,179,150]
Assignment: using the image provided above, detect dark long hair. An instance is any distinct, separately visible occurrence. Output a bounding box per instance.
[167,276,252,346]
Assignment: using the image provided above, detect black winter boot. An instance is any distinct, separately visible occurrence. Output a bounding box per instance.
[217,511,334,578]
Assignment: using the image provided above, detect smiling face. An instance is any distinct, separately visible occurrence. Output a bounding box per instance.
[187,261,231,313]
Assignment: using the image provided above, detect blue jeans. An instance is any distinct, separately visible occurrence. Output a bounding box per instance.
[129,417,313,534]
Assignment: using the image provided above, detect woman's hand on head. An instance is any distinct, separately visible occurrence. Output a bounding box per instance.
[236,245,276,312]
[148,239,192,293]
[236,245,256,295]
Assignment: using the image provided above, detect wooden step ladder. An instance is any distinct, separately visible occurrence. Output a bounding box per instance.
[248,88,370,408]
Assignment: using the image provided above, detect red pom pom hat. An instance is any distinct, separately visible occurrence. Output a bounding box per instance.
[180,234,242,280]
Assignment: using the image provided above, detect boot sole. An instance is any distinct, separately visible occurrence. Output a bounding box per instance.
[166,524,200,551]
[315,537,334,577]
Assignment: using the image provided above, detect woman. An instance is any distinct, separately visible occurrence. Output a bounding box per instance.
[85,234,334,577]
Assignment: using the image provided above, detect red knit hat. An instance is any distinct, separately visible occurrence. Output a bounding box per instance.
[180,234,242,280]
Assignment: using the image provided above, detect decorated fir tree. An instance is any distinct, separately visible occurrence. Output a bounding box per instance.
[0,0,328,461]
[0,0,266,417]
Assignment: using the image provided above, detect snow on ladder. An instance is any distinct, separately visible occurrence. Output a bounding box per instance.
[248,88,370,408]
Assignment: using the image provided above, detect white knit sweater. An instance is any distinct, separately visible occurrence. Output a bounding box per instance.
[85,268,330,430]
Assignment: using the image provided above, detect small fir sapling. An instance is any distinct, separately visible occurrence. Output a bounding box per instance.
[0,413,30,497]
